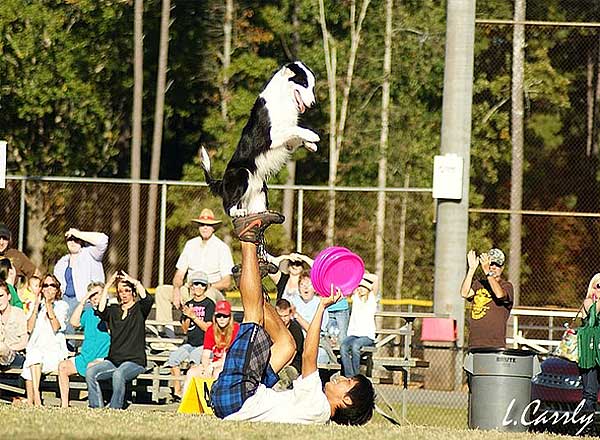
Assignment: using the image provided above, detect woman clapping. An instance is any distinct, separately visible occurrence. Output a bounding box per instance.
[86,271,153,409]
[22,274,69,406]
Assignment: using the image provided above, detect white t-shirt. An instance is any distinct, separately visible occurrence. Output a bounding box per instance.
[292,295,329,332]
[176,235,234,284]
[347,292,377,340]
[224,371,331,424]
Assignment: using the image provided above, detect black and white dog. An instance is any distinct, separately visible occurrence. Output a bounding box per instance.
[201,61,318,217]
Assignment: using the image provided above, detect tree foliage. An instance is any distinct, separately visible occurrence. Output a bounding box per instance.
[2,0,600,304]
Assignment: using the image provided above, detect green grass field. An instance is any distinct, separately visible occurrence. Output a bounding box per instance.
[0,405,585,440]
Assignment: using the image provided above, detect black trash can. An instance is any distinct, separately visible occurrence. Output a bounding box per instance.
[464,348,541,432]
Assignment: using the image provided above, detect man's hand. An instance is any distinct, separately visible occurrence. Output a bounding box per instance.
[321,284,343,308]
[467,250,479,271]
[173,288,182,310]
[65,228,80,239]
[479,253,491,274]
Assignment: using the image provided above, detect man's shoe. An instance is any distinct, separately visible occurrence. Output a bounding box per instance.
[233,211,285,243]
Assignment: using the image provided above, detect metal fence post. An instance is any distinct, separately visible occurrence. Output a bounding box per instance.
[296,189,304,253]
[158,183,167,286]
[19,179,25,251]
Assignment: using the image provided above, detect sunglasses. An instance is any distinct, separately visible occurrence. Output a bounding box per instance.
[490,262,503,268]
[42,283,58,288]
[215,314,230,319]
[289,261,303,267]
[594,283,600,289]
[192,281,207,287]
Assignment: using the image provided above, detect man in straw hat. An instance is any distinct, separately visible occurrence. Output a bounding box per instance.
[155,208,234,335]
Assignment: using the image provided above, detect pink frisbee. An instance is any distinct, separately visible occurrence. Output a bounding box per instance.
[311,247,365,297]
[311,246,349,292]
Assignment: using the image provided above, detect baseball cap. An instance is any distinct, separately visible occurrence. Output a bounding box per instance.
[488,248,505,266]
[0,224,11,240]
[215,300,231,315]
[189,271,208,285]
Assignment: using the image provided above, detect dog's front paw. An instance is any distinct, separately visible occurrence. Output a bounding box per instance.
[304,142,318,152]
[303,130,320,143]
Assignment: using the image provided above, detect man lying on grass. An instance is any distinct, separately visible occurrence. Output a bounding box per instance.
[210,213,374,425]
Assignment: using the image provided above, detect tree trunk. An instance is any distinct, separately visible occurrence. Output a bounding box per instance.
[220,0,233,123]
[109,200,122,274]
[128,0,144,278]
[509,0,526,306]
[376,0,392,286]
[594,35,600,157]
[282,0,301,246]
[25,189,47,271]
[318,0,338,246]
[587,44,594,158]
[318,0,371,245]
[143,0,172,287]
[395,173,410,301]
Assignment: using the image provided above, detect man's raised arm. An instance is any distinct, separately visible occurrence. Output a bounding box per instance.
[301,286,341,378]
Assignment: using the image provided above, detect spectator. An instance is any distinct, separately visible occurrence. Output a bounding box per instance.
[86,271,153,409]
[291,272,331,364]
[0,223,39,281]
[0,258,22,309]
[53,228,108,334]
[22,274,69,406]
[210,237,375,425]
[326,295,350,348]
[274,298,304,390]
[340,274,379,377]
[20,275,41,318]
[58,282,110,408]
[578,273,600,415]
[267,253,313,302]
[183,300,240,392]
[155,208,234,336]
[164,271,215,400]
[460,248,514,350]
[0,280,28,369]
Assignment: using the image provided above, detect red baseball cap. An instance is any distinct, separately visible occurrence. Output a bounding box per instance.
[215,300,231,315]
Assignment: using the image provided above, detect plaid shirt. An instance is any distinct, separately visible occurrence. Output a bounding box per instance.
[211,323,278,418]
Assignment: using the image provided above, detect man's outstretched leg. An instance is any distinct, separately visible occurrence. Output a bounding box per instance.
[240,241,295,373]
[239,241,264,325]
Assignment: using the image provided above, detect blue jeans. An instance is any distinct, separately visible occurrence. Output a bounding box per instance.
[86,360,145,409]
[340,336,374,377]
[328,309,350,343]
[63,295,79,338]
[165,344,203,367]
[581,367,599,412]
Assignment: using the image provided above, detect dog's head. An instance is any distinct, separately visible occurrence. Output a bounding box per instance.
[282,61,316,114]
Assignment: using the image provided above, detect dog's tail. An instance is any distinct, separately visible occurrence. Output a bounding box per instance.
[200,146,223,197]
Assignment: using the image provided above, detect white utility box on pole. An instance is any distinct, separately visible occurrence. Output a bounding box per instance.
[433,154,464,200]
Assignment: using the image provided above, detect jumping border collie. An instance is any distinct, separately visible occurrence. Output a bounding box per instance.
[201,61,319,217]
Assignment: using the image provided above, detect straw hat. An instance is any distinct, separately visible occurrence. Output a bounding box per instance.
[191,208,222,226]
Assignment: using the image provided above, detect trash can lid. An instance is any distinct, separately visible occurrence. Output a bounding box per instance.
[468,347,536,357]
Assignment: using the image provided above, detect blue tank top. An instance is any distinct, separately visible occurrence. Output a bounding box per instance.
[64,266,76,298]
